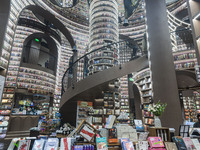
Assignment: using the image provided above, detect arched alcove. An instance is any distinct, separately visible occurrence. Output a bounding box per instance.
[21,33,58,75]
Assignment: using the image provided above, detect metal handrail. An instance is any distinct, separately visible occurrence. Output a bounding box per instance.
[61,39,144,95]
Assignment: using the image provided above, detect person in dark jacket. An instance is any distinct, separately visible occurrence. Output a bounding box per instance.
[193,113,200,128]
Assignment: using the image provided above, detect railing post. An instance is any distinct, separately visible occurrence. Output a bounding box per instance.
[67,47,78,89]
[72,47,78,86]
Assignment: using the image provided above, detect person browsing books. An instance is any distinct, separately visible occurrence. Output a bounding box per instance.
[193,113,200,128]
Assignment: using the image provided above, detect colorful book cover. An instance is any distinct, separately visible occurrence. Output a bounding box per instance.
[96,137,108,150]
[191,139,200,150]
[18,140,30,150]
[148,137,165,148]
[134,119,145,132]
[172,136,187,150]
[120,138,129,144]
[120,138,130,149]
[122,141,135,150]
[182,137,195,149]
[164,142,178,150]
[148,148,166,150]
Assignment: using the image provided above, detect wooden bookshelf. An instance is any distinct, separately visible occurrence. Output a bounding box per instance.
[149,127,171,142]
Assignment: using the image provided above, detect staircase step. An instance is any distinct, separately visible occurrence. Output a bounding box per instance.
[5,130,30,139]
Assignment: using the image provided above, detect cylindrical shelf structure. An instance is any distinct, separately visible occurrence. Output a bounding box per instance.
[88,0,119,74]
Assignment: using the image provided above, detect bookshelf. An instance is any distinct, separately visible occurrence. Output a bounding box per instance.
[187,0,200,65]
[76,101,93,127]
[193,91,200,118]
[88,81,120,128]
[119,75,129,118]
[132,68,154,130]
[183,96,197,122]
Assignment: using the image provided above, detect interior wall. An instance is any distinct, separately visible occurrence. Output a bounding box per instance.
[0,0,10,55]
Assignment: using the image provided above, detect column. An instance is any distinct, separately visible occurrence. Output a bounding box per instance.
[145,0,183,134]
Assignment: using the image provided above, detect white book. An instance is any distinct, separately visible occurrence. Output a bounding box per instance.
[44,138,59,150]
[105,115,116,129]
[18,140,30,150]
[191,139,200,150]
[138,141,148,150]
[32,139,45,150]
[8,138,20,150]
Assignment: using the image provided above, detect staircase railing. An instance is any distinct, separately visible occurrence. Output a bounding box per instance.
[61,37,146,95]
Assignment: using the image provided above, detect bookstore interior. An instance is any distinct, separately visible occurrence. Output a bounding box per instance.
[1,0,200,149]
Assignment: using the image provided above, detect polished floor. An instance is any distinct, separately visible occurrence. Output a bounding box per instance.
[0,139,11,150]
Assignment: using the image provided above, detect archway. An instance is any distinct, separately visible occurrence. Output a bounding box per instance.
[21,32,58,75]
[25,5,76,48]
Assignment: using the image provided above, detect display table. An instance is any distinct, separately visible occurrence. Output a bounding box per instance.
[149,127,171,142]
[74,142,139,150]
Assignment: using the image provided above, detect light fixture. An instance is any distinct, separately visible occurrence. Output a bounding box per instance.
[123,19,129,26]
[34,38,40,42]
[129,78,134,82]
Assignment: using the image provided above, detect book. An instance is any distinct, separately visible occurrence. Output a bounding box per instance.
[79,125,95,142]
[108,127,118,143]
[8,138,20,150]
[138,141,148,150]
[182,137,195,149]
[134,119,145,132]
[18,140,31,150]
[191,139,200,150]
[164,142,178,150]
[122,141,134,150]
[120,138,130,148]
[148,148,166,150]
[148,137,165,148]
[172,136,187,150]
[60,138,69,150]
[105,115,116,129]
[96,137,108,150]
[120,138,130,144]
[44,138,59,150]
[138,132,149,141]
[32,139,45,150]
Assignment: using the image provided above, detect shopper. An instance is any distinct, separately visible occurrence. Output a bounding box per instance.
[45,60,49,68]
[193,113,200,128]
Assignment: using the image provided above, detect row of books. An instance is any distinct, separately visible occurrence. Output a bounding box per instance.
[19,68,55,79]
[8,62,20,66]
[17,79,55,88]
[174,53,196,61]
[133,70,150,82]
[18,74,55,83]
[17,83,54,92]
[144,118,154,125]
[177,44,194,51]
[0,110,11,115]
[2,44,11,53]
[174,61,195,69]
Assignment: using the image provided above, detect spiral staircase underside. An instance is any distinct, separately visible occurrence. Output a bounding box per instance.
[60,55,149,125]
